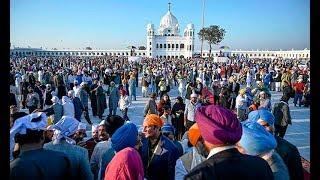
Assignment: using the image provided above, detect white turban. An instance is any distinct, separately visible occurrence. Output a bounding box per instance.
[52,116,79,145]
[62,96,71,104]
[77,122,87,131]
[91,124,99,132]
[10,112,48,138]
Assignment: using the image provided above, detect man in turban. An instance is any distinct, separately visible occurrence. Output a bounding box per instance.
[99,122,138,180]
[43,116,93,179]
[90,115,125,179]
[238,121,289,180]
[248,109,304,180]
[185,105,273,180]
[139,114,180,180]
[175,123,207,180]
[10,112,72,179]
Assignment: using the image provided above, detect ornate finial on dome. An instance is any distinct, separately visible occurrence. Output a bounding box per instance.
[168,2,171,11]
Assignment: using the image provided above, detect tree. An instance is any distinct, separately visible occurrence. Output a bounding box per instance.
[198,25,226,58]
[138,46,146,50]
[85,47,92,50]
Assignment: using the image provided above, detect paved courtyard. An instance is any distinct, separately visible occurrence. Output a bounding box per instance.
[84,83,310,161]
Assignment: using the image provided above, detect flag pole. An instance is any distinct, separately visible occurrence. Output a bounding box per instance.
[200,0,205,58]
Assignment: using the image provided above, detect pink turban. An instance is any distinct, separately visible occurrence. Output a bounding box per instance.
[195,105,242,145]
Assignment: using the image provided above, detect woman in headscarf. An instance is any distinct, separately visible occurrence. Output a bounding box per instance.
[171,96,185,141]
[238,121,289,180]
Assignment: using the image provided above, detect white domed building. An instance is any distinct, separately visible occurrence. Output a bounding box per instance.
[146,3,195,58]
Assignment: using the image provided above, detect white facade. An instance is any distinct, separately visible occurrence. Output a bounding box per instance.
[146,4,194,58]
[10,3,310,60]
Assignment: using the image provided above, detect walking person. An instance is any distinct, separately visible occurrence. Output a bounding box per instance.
[292,77,305,107]
[273,95,292,138]
[79,82,92,124]
[171,96,185,141]
[128,75,137,101]
[144,93,158,117]
[107,81,120,116]
[118,89,130,121]
[90,80,99,117]
[184,93,200,131]
[96,80,107,120]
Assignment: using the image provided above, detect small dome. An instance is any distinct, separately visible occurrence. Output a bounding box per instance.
[186,23,194,29]
[147,23,154,30]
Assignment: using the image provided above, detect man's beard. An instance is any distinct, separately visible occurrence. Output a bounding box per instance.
[196,141,209,158]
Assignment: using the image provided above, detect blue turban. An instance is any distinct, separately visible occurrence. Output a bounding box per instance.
[248,109,275,126]
[239,121,277,156]
[111,122,138,152]
[161,124,175,134]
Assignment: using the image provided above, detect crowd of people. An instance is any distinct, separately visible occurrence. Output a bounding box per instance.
[9,55,310,179]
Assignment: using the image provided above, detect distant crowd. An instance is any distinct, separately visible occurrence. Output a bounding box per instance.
[10,55,309,180]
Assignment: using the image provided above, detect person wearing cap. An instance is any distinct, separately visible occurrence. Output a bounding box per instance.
[140,114,180,180]
[292,77,305,107]
[44,116,93,179]
[106,81,120,116]
[236,88,248,121]
[185,105,273,179]
[73,122,88,144]
[144,92,158,117]
[99,122,139,180]
[90,115,125,179]
[184,93,200,130]
[79,82,92,124]
[175,123,207,180]
[78,124,100,160]
[248,109,304,180]
[272,95,292,138]
[10,113,72,179]
[238,121,289,180]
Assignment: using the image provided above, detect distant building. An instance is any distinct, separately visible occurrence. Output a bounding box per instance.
[10,3,310,60]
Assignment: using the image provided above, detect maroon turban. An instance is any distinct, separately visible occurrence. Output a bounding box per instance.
[195,105,242,145]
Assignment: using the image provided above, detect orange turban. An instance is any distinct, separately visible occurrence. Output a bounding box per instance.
[188,123,201,146]
[143,114,164,127]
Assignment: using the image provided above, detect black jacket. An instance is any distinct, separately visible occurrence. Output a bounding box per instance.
[185,148,274,180]
[275,136,304,180]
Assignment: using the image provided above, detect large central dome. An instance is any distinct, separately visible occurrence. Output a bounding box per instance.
[159,10,179,29]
